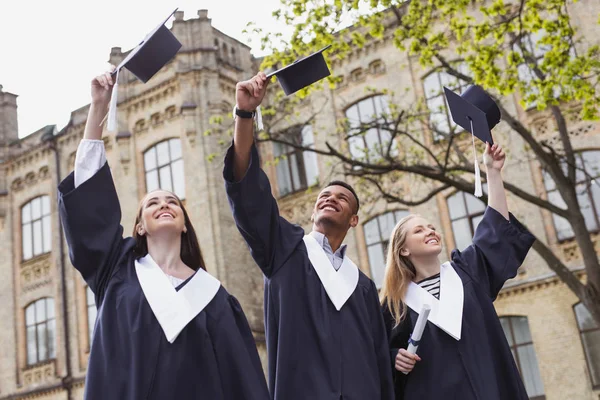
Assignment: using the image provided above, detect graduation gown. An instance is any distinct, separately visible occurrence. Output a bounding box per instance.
[383,207,535,400]
[58,162,270,400]
[223,144,394,400]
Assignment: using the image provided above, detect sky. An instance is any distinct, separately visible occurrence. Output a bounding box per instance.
[0,0,289,138]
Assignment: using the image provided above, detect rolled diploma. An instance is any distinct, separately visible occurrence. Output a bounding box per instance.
[402,304,431,375]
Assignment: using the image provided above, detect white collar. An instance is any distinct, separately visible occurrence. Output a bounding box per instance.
[135,254,221,343]
[404,262,464,340]
[303,235,359,311]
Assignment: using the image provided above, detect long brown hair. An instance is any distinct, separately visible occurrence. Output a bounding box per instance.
[380,214,421,327]
[132,192,206,271]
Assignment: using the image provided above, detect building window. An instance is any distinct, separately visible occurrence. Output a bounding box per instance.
[25,298,56,365]
[273,125,319,197]
[134,119,147,132]
[574,303,600,388]
[21,196,51,261]
[86,286,97,345]
[364,210,409,288]
[350,68,365,82]
[446,186,486,251]
[346,95,396,162]
[542,151,600,241]
[143,138,185,199]
[369,60,385,75]
[500,316,545,399]
[423,63,469,140]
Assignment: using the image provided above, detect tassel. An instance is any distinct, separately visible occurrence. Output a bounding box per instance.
[474,157,482,197]
[106,69,119,132]
[255,106,263,131]
[470,118,483,198]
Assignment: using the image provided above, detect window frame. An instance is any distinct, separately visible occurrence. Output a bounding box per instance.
[573,302,600,389]
[446,186,487,250]
[345,94,396,163]
[21,195,52,262]
[143,138,186,200]
[25,298,56,366]
[422,63,470,141]
[542,150,600,242]
[500,316,546,400]
[363,210,410,288]
[272,125,319,197]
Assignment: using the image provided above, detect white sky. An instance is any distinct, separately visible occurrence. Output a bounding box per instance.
[0,0,289,138]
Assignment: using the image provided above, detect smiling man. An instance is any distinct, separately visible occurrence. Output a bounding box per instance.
[223,72,394,400]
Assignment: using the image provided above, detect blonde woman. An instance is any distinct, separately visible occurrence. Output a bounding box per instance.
[380,143,535,400]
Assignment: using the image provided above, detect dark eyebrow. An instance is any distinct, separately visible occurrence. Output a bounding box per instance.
[145,195,178,206]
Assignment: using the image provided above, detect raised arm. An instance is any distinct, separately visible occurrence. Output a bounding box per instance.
[232,72,268,181]
[223,72,304,277]
[484,142,509,220]
[59,69,130,303]
[452,143,535,299]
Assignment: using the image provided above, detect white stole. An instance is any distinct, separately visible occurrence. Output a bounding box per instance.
[404,261,464,340]
[134,254,221,343]
[303,235,359,311]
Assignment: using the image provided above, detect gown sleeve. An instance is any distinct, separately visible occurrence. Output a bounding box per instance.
[451,206,535,300]
[58,140,127,303]
[368,282,395,400]
[211,295,270,400]
[223,142,304,278]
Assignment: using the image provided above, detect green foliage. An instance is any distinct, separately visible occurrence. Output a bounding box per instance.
[251,0,600,119]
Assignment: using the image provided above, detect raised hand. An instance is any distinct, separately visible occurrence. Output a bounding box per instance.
[91,66,116,110]
[235,72,269,111]
[483,142,505,171]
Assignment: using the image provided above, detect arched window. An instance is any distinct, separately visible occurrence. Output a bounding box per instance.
[25,298,56,365]
[21,196,51,260]
[500,316,545,399]
[573,303,600,388]
[423,63,469,140]
[143,138,185,199]
[345,95,395,162]
[542,150,600,241]
[364,210,409,288]
[446,186,486,250]
[273,125,319,196]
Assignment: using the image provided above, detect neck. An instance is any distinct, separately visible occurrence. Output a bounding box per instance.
[312,224,347,253]
[146,233,186,274]
[411,255,441,282]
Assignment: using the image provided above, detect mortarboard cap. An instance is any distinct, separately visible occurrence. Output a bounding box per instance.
[111,9,182,83]
[266,45,332,96]
[105,9,181,132]
[443,85,500,145]
[443,84,501,198]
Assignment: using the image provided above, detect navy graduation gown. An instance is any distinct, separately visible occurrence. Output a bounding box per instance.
[58,163,270,400]
[223,144,394,400]
[383,207,535,400]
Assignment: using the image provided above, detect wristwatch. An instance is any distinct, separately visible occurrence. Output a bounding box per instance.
[234,106,255,119]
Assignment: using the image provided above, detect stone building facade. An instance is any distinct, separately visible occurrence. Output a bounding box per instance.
[0,4,599,400]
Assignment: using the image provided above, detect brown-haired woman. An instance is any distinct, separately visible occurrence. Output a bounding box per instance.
[58,69,269,400]
[380,143,535,400]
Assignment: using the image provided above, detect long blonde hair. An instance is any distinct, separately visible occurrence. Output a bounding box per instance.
[380,214,421,327]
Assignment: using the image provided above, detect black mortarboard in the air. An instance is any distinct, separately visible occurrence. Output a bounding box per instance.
[266,45,332,96]
[105,9,181,132]
[443,85,501,145]
[111,9,182,83]
[443,84,501,198]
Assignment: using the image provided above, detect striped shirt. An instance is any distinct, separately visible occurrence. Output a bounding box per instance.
[417,273,441,299]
